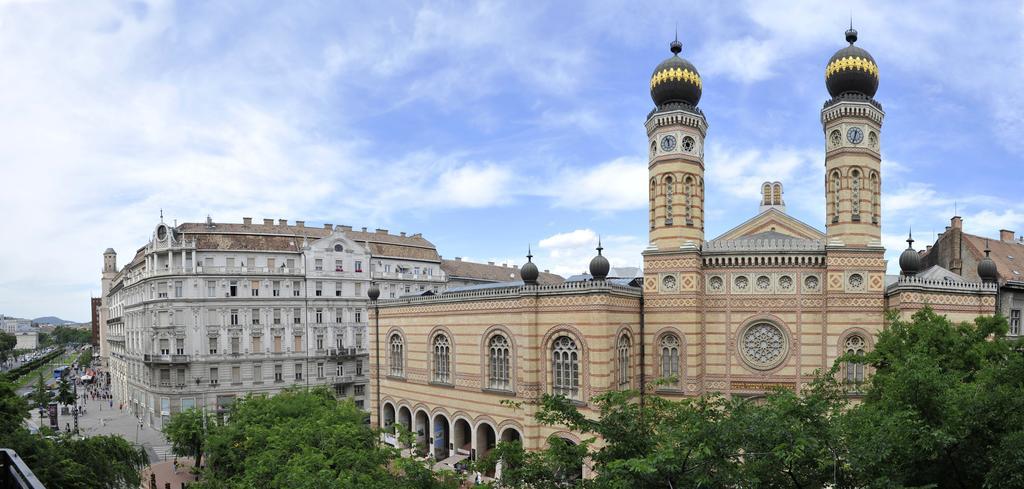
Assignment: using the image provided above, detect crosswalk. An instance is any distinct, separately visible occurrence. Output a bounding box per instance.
[150,445,174,462]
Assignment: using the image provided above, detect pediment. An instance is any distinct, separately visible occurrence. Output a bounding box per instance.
[712,208,824,241]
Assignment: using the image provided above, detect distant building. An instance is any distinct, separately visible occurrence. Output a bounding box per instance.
[90,297,101,347]
[15,331,38,350]
[441,257,564,289]
[0,318,31,334]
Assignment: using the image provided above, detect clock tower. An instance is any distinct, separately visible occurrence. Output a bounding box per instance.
[822,26,883,247]
[646,37,706,250]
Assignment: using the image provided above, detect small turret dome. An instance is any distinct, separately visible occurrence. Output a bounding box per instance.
[367,282,380,301]
[825,27,879,98]
[978,241,999,283]
[650,37,702,108]
[589,240,610,281]
[899,232,921,276]
[521,249,539,285]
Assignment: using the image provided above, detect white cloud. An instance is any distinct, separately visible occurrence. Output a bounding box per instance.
[539,229,598,250]
[544,157,647,211]
[536,229,643,277]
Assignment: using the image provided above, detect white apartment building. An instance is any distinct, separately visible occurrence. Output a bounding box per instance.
[102,217,446,428]
[0,318,32,334]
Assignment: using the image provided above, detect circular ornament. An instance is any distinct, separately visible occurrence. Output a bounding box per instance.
[681,136,695,152]
[779,275,793,290]
[734,276,749,291]
[660,135,677,152]
[829,130,841,148]
[756,275,771,291]
[709,276,723,291]
[849,273,864,289]
[804,275,819,291]
[662,275,677,291]
[739,322,789,370]
[847,126,864,144]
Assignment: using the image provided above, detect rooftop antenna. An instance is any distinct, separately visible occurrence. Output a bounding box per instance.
[954,201,958,216]
[159,209,164,222]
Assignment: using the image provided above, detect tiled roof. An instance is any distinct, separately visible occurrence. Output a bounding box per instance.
[440,259,564,285]
[962,233,1024,282]
[175,221,440,262]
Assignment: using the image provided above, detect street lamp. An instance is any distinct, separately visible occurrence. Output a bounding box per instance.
[367,282,380,429]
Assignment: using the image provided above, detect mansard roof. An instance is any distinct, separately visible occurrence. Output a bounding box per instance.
[440,259,564,286]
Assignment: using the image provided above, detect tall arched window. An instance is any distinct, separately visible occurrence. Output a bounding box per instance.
[488,334,511,390]
[389,334,404,377]
[684,176,694,224]
[831,171,841,222]
[617,334,631,386]
[552,336,579,399]
[432,334,451,384]
[660,334,681,382]
[772,183,782,205]
[762,183,772,206]
[650,179,656,230]
[664,176,674,225]
[870,172,879,224]
[851,169,861,219]
[844,335,866,384]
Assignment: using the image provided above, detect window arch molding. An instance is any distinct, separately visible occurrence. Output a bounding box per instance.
[427,325,456,385]
[838,327,874,383]
[480,324,517,392]
[540,325,590,402]
[652,328,685,391]
[385,328,407,378]
[614,326,635,388]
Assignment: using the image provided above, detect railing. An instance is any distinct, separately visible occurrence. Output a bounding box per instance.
[0,449,45,489]
[380,278,638,306]
[196,266,304,276]
[328,348,367,359]
[142,354,191,364]
[333,374,358,384]
[703,238,825,252]
[887,276,999,293]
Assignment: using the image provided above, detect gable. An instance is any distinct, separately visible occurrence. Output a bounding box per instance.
[712,208,825,241]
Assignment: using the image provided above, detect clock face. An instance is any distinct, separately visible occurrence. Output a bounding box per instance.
[847,126,864,145]
[660,135,677,152]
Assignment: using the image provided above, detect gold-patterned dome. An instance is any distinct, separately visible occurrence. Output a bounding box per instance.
[650,38,702,107]
[825,28,879,98]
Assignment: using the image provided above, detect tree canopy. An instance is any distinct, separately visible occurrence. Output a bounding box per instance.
[187,387,459,489]
[479,308,1024,489]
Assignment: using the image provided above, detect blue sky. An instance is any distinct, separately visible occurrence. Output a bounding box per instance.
[1,0,1022,321]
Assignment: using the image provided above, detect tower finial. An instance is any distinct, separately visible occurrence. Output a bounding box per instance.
[597,236,603,255]
[527,244,533,261]
[845,16,858,45]
[159,209,164,221]
[669,26,682,54]
[907,227,914,247]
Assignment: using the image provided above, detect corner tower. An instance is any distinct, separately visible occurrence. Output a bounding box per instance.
[647,37,707,250]
[822,26,883,247]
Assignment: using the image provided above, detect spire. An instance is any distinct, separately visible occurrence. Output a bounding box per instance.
[906,227,914,247]
[670,25,682,54]
[527,244,533,261]
[597,236,604,255]
[845,15,858,44]
[159,209,164,222]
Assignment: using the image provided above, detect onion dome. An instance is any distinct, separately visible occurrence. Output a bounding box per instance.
[650,35,702,108]
[899,231,921,276]
[589,239,610,281]
[825,27,879,98]
[978,240,999,283]
[367,282,380,301]
[521,247,539,286]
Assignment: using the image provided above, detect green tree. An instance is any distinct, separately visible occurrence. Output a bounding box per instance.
[193,387,459,489]
[0,332,16,363]
[163,407,212,468]
[56,376,75,406]
[30,372,51,410]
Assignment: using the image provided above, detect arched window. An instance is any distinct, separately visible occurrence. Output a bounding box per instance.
[334,244,343,252]
[432,334,451,384]
[684,176,694,224]
[772,183,782,205]
[844,335,866,384]
[617,334,631,386]
[389,334,404,377]
[851,169,861,219]
[488,334,511,390]
[660,334,681,382]
[650,179,656,230]
[551,336,579,399]
[870,172,879,224]
[762,183,772,206]
[664,176,674,225]
[831,171,841,222]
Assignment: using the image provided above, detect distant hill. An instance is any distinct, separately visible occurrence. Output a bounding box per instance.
[32,316,80,325]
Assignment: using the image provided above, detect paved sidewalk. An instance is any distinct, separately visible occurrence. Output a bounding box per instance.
[141,458,197,489]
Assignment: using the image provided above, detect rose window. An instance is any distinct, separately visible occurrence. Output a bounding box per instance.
[734,276,749,291]
[740,323,788,369]
[779,276,793,290]
[830,130,841,148]
[756,276,770,291]
[804,275,819,290]
[848,273,864,288]
[709,276,723,291]
[662,275,677,291]
[681,136,695,152]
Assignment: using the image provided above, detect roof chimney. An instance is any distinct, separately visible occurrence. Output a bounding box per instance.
[296,220,305,227]
[455,257,462,261]
[488,261,495,266]
[278,219,288,226]
[242,217,252,225]
[926,245,932,252]
[1000,229,1015,242]
[544,269,550,273]
[361,227,367,232]
[376,228,388,234]
[324,224,333,230]
[951,216,962,229]
[513,264,519,270]
[339,225,352,231]
[400,232,406,237]
[263,219,274,225]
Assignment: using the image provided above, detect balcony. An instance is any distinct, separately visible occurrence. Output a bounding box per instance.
[197,266,303,276]
[0,449,45,489]
[332,374,359,385]
[142,354,191,365]
[328,348,367,360]
[371,271,446,282]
